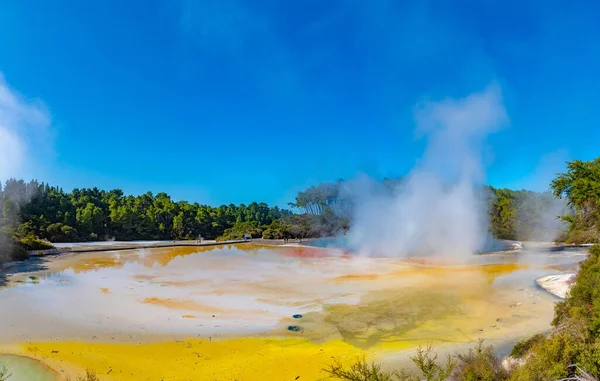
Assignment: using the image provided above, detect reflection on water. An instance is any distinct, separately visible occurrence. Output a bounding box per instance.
[0,354,58,381]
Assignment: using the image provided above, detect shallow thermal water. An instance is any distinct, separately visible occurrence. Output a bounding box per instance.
[0,354,58,381]
[0,244,587,380]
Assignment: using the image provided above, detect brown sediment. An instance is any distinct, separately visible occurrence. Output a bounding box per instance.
[100,288,110,294]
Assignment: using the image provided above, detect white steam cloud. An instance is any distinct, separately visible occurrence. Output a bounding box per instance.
[344,85,508,259]
[0,74,51,181]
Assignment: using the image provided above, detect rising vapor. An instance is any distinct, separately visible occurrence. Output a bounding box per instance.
[0,74,51,181]
[344,85,508,259]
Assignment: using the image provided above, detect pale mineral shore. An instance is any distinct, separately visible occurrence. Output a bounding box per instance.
[536,273,576,299]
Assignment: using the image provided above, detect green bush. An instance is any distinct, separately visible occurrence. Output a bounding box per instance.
[65,369,100,381]
[10,245,29,261]
[509,333,545,358]
[453,340,508,381]
[45,222,78,242]
[324,356,396,381]
[508,320,598,380]
[324,345,456,381]
[509,244,600,380]
[17,234,53,250]
[0,365,11,381]
[216,221,264,241]
[552,244,600,330]
[77,370,100,381]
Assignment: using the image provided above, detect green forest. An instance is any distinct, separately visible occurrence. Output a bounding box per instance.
[1,156,599,264]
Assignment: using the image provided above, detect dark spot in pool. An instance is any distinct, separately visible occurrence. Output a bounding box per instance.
[288,325,302,332]
[293,314,302,319]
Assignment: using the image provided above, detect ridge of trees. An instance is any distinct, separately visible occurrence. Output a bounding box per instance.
[288,178,571,243]
[2,155,599,264]
[0,179,292,262]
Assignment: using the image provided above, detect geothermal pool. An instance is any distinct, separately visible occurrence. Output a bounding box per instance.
[0,244,586,380]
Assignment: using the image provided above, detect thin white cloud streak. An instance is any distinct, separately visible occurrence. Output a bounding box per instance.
[344,85,508,259]
[0,74,52,181]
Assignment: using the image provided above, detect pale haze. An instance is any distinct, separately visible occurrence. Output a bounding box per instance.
[345,85,508,259]
[0,74,52,180]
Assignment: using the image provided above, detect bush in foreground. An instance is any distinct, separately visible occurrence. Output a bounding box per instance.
[0,365,11,381]
[324,341,504,381]
[65,369,100,381]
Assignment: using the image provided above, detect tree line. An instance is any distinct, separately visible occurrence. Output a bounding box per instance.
[288,178,572,243]
[2,156,599,263]
[0,180,293,262]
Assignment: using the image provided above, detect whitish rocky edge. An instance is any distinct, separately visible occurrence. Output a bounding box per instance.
[536,273,576,299]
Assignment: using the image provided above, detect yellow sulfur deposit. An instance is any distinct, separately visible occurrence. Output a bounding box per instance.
[23,338,364,381]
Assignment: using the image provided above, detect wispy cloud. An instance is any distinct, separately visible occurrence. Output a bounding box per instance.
[0,74,53,181]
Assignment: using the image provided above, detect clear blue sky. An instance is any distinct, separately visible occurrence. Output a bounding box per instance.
[1,0,599,207]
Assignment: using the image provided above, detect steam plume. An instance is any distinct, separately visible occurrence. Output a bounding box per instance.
[344,85,508,259]
[0,74,51,181]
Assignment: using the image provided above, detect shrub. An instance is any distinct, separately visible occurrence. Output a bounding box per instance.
[10,245,29,261]
[509,244,600,380]
[45,222,78,242]
[77,369,100,381]
[66,369,100,381]
[510,333,545,358]
[452,340,508,381]
[408,345,456,381]
[324,345,456,381]
[17,234,53,250]
[0,365,11,381]
[324,356,396,381]
[508,319,598,380]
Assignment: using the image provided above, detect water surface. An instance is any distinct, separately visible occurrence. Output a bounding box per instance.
[0,354,57,381]
[0,244,587,380]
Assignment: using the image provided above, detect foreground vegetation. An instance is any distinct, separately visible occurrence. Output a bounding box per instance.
[0,366,10,381]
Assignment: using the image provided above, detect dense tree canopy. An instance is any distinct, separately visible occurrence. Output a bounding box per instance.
[0,179,291,248]
[550,157,600,243]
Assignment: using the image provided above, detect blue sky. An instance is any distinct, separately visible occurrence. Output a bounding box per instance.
[0,0,599,207]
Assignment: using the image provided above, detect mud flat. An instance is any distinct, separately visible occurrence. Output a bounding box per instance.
[0,244,587,380]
